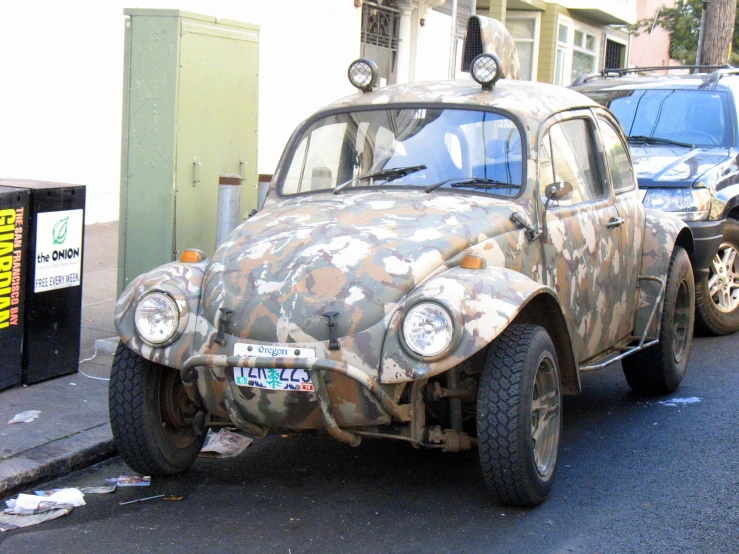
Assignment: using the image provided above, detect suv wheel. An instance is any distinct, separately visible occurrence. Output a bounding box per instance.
[109,342,205,476]
[695,218,739,336]
[622,246,695,394]
[477,324,561,507]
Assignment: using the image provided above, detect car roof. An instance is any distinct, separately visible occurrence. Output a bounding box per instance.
[320,78,598,130]
[572,71,739,94]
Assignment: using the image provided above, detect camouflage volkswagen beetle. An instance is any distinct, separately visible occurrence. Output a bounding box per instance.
[109,17,696,507]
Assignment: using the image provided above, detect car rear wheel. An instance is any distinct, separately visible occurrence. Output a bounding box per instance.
[695,218,739,336]
[622,246,695,394]
[109,342,205,476]
[477,324,561,507]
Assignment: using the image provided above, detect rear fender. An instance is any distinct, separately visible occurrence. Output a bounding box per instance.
[380,266,575,386]
[635,210,692,337]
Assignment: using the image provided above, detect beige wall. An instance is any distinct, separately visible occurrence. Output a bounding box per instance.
[629,0,675,67]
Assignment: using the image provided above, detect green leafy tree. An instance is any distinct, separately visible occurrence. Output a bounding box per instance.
[630,0,739,65]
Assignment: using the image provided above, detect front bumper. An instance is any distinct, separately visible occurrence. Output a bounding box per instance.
[181,355,410,446]
[687,218,725,279]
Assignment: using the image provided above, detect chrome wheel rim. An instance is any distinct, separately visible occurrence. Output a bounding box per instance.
[707,242,739,314]
[672,279,691,363]
[531,354,560,477]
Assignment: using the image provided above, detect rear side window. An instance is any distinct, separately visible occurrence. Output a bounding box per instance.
[540,119,603,204]
[598,118,636,193]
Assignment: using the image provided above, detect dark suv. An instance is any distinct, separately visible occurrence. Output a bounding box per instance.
[573,67,739,335]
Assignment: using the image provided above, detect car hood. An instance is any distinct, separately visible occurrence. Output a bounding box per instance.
[630,145,731,187]
[202,191,515,343]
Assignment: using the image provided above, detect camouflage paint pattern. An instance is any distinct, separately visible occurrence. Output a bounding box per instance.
[473,15,521,80]
[380,266,563,382]
[634,209,690,338]
[113,77,687,434]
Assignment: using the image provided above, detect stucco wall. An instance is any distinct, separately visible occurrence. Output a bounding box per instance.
[629,0,675,67]
[0,0,361,223]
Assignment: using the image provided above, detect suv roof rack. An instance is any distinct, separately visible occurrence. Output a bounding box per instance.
[708,67,739,86]
[572,65,733,87]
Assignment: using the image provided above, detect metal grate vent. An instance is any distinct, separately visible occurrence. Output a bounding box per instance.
[461,16,482,72]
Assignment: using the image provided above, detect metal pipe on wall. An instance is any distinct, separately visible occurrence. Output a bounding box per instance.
[216,174,241,247]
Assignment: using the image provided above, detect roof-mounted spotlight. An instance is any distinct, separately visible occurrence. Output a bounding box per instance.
[348,58,379,93]
[470,53,503,91]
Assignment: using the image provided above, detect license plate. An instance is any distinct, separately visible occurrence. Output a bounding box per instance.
[232,344,315,392]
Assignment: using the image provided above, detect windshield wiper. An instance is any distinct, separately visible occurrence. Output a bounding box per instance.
[627,135,695,148]
[426,177,519,193]
[334,164,427,194]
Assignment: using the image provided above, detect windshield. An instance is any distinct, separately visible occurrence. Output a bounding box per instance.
[596,90,733,147]
[280,108,524,197]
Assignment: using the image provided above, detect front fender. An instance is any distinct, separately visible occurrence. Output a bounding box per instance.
[635,209,692,337]
[114,260,208,368]
[380,265,567,383]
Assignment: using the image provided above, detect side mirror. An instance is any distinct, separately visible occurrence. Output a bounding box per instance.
[544,181,572,203]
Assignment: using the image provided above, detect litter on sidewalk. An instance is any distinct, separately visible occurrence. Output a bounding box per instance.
[104,475,151,487]
[199,428,253,458]
[7,410,41,424]
[80,485,117,494]
[1,489,85,532]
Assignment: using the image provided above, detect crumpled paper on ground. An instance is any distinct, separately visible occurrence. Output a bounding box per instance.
[8,410,41,424]
[6,490,85,513]
[0,504,73,532]
[0,489,90,532]
[199,428,253,458]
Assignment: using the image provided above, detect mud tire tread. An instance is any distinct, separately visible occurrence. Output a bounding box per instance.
[622,246,694,394]
[109,342,204,477]
[477,324,559,507]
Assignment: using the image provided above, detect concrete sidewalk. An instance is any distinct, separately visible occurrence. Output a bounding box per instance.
[0,221,119,499]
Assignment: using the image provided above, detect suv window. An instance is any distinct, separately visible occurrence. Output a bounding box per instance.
[540,118,602,204]
[597,118,635,193]
[607,90,732,147]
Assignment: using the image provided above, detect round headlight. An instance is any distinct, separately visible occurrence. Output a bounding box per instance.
[402,302,454,358]
[470,53,503,90]
[348,58,379,92]
[134,292,179,345]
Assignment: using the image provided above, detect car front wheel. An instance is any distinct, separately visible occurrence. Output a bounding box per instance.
[109,342,205,476]
[695,218,739,336]
[477,324,562,507]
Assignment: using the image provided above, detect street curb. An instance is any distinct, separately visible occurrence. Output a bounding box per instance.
[0,423,115,500]
[93,337,119,355]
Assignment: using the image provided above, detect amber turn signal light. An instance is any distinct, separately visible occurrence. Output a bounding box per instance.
[461,254,485,270]
[180,249,206,263]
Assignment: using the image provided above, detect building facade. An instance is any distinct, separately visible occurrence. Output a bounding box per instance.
[479,0,636,84]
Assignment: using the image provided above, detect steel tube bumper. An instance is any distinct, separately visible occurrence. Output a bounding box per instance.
[181,355,409,445]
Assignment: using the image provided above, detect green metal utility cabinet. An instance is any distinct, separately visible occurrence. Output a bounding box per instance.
[119,9,259,293]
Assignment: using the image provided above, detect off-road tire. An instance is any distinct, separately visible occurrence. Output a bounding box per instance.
[477,324,562,507]
[109,342,205,476]
[695,218,739,336]
[622,246,695,394]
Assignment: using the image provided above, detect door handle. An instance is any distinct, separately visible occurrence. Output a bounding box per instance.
[607,216,625,229]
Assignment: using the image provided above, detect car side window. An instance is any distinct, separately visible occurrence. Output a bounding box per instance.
[540,118,603,205]
[598,118,636,193]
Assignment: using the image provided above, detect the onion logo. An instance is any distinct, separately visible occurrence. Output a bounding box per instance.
[52,216,69,245]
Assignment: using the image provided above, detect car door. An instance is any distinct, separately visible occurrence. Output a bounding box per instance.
[539,111,623,362]
[594,110,645,344]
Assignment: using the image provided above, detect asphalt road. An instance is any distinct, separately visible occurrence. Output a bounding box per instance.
[1,333,738,554]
